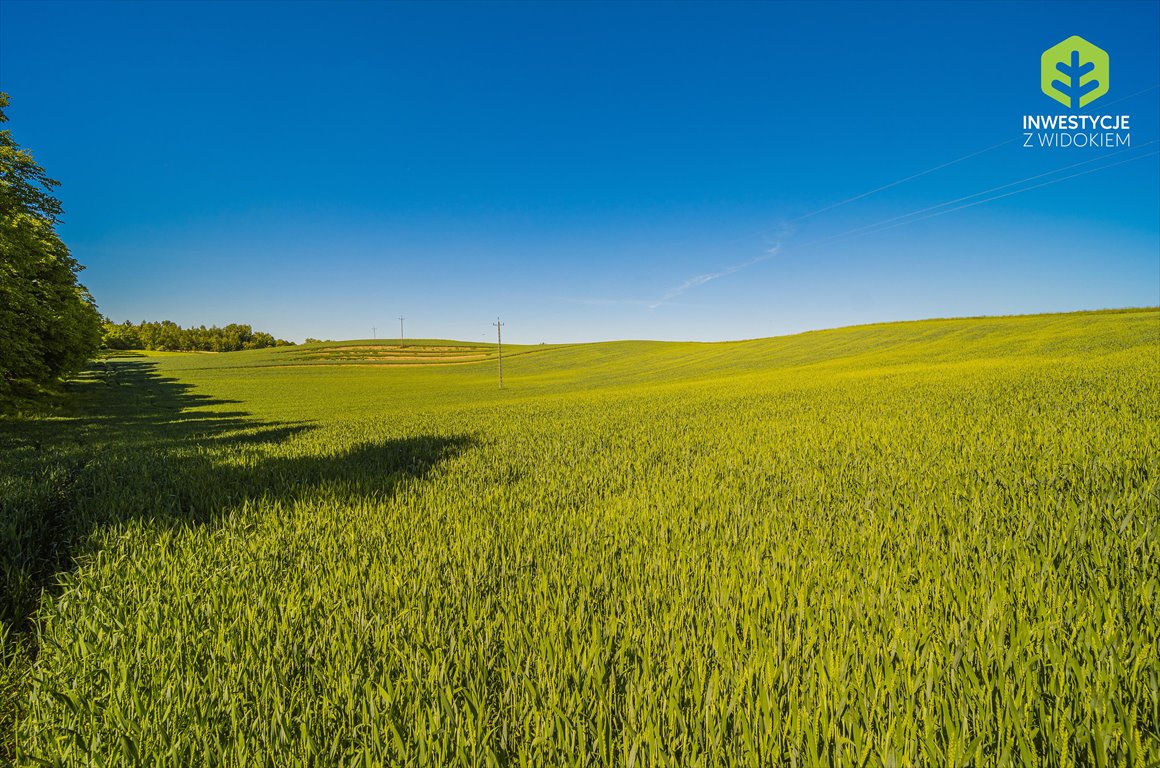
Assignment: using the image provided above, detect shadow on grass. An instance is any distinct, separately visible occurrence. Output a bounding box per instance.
[0,356,473,635]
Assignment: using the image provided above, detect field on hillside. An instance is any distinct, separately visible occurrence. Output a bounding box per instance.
[2,309,1158,766]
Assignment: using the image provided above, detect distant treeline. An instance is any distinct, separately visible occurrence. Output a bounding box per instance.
[103,320,295,352]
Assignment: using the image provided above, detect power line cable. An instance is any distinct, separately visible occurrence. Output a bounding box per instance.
[801,148,1160,248]
[798,140,1158,249]
[786,83,1159,224]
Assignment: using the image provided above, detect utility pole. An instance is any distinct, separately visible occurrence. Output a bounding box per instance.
[493,317,504,389]
[398,316,405,347]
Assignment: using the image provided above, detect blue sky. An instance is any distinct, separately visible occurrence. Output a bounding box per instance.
[1,0,1157,343]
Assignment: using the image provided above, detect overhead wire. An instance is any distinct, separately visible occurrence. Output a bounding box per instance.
[787,139,1018,223]
[785,83,1159,225]
[836,149,1160,241]
[795,140,1159,249]
[665,83,1160,299]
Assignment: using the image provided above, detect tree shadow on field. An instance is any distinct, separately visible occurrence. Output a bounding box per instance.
[0,356,474,636]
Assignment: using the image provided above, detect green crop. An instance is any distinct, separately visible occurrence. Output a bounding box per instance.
[2,308,1158,766]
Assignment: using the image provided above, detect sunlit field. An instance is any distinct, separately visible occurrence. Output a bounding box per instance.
[3,308,1157,766]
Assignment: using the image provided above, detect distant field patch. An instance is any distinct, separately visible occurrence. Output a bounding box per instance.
[288,342,497,364]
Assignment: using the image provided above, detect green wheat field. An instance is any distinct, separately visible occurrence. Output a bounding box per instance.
[2,308,1158,766]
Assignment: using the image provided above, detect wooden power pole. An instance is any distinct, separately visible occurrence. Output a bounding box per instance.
[493,317,504,389]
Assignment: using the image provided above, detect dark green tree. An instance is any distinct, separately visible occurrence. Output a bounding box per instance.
[0,92,102,406]
[100,319,142,350]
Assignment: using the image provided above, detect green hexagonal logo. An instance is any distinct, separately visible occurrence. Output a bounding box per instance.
[1042,35,1109,109]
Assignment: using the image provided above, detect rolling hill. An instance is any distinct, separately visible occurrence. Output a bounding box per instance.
[3,308,1158,766]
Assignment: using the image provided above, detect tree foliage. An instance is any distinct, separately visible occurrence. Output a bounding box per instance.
[0,92,102,406]
[102,319,294,352]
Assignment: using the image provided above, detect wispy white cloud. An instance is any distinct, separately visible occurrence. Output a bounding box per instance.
[562,225,793,311]
[646,226,790,310]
